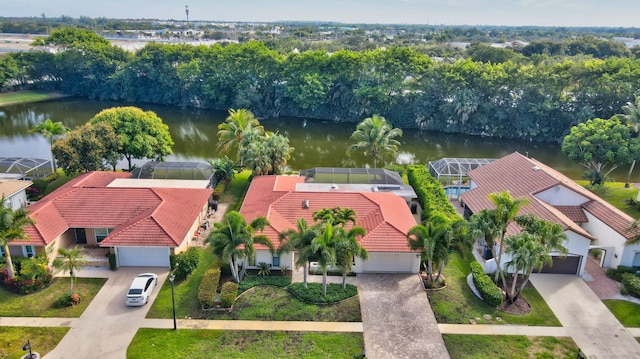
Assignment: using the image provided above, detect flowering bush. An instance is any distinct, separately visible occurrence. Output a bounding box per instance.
[0,267,53,294]
[55,292,84,307]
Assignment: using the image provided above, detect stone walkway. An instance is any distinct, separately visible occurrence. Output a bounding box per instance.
[582,256,621,299]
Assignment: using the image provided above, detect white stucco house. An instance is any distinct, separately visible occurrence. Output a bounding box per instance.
[460,152,640,276]
[239,175,421,274]
[1,180,32,210]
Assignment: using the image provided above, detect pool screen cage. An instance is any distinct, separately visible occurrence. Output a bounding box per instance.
[131,161,215,185]
[428,158,495,187]
[0,157,53,180]
[299,167,404,185]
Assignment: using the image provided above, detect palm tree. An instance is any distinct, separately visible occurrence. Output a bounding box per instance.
[216,109,264,164]
[206,211,273,283]
[312,207,357,227]
[516,214,569,254]
[619,96,640,188]
[348,114,403,168]
[30,118,70,171]
[310,223,340,296]
[207,156,236,186]
[278,218,318,288]
[334,226,368,288]
[407,212,449,282]
[55,247,87,294]
[469,209,500,259]
[488,191,529,288]
[0,195,35,278]
[504,232,550,302]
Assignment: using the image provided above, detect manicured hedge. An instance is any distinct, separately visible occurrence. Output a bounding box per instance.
[407,165,461,223]
[220,281,239,308]
[606,266,637,282]
[197,267,221,308]
[288,283,358,304]
[470,261,503,307]
[621,273,640,298]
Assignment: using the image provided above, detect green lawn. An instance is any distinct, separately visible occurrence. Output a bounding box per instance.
[603,299,640,327]
[0,277,107,317]
[576,180,640,218]
[222,170,252,211]
[148,249,361,321]
[128,329,364,359]
[0,90,67,106]
[443,334,579,359]
[0,327,69,359]
[427,252,561,326]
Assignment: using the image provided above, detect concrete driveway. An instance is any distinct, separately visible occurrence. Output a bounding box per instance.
[530,273,640,359]
[357,274,450,359]
[44,267,170,359]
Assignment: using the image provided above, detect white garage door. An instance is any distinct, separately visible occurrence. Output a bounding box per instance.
[362,253,415,273]
[117,247,170,267]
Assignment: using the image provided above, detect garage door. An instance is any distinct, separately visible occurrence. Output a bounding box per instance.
[117,247,170,267]
[362,253,414,273]
[539,255,581,274]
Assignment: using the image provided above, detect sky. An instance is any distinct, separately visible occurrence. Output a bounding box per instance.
[1,0,638,28]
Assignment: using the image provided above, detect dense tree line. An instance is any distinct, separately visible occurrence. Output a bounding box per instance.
[3,28,640,142]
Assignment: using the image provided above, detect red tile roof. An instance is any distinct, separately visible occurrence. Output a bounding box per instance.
[18,172,211,247]
[240,175,416,252]
[459,152,638,240]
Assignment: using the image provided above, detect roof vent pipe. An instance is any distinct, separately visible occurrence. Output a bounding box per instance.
[302,200,310,209]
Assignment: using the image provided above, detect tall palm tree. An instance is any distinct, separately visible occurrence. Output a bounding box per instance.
[55,247,87,294]
[348,114,403,168]
[619,96,640,188]
[504,232,551,302]
[334,226,368,289]
[206,211,273,283]
[312,207,357,227]
[207,156,236,186]
[488,191,529,288]
[216,109,264,164]
[0,195,35,278]
[469,209,500,259]
[407,212,450,282]
[516,214,569,254]
[310,223,340,296]
[30,118,70,171]
[278,218,318,288]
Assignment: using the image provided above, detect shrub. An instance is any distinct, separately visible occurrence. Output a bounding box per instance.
[55,292,84,307]
[238,275,291,293]
[257,262,271,276]
[0,267,52,294]
[173,247,201,281]
[211,182,226,200]
[288,282,358,303]
[621,273,640,298]
[470,261,503,307]
[108,253,117,270]
[407,165,461,223]
[606,266,637,282]
[198,267,221,308]
[220,281,238,308]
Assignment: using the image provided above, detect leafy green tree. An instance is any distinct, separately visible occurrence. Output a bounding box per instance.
[216,108,264,164]
[52,122,123,173]
[488,191,529,289]
[54,247,87,294]
[0,195,35,278]
[206,211,273,283]
[618,96,640,188]
[562,117,640,185]
[312,207,357,227]
[29,119,70,171]
[278,218,318,288]
[90,106,174,171]
[348,114,403,168]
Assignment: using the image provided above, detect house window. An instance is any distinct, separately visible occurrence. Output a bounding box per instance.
[0,246,5,257]
[95,228,113,243]
[272,253,280,267]
[23,245,34,258]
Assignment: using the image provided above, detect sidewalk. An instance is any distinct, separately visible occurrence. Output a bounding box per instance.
[438,324,569,336]
[142,319,363,332]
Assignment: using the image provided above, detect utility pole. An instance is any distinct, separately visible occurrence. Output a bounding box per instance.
[185,5,189,27]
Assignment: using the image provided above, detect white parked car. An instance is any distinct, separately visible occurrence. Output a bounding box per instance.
[125,273,158,306]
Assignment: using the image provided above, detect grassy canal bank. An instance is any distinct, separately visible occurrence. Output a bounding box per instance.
[0,90,69,106]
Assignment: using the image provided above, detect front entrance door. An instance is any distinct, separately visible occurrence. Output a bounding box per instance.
[75,228,87,244]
